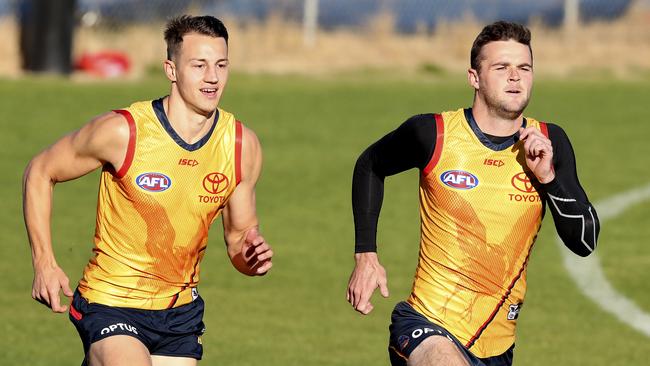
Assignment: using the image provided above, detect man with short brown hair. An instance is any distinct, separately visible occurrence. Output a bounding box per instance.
[347,21,599,366]
[24,15,273,366]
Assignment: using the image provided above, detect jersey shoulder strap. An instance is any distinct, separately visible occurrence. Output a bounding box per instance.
[422,113,445,176]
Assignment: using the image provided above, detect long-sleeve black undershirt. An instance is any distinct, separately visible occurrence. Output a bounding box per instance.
[352,111,600,257]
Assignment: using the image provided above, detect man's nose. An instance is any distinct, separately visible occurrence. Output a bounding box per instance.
[205,65,219,83]
[508,68,520,81]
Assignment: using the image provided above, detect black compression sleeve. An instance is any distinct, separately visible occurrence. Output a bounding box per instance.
[352,114,437,252]
[540,124,600,256]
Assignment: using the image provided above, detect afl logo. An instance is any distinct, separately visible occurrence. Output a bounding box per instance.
[511,172,535,193]
[202,172,229,194]
[136,172,171,192]
[440,170,479,190]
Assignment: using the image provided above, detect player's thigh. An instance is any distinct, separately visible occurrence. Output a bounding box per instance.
[151,355,198,366]
[88,334,151,366]
[408,336,470,366]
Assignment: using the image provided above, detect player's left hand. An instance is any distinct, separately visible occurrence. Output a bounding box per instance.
[519,126,555,183]
[241,228,273,275]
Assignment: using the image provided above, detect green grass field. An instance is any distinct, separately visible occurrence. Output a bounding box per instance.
[1,73,649,365]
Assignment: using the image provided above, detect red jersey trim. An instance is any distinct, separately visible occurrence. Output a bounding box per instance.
[235,120,243,185]
[166,293,179,309]
[539,121,549,138]
[422,114,445,176]
[538,121,555,174]
[112,109,136,179]
[466,242,536,349]
[69,304,82,321]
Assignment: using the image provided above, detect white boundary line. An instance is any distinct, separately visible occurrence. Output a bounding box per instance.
[558,183,650,337]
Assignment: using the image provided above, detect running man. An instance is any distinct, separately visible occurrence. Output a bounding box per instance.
[23,15,273,366]
[347,21,599,366]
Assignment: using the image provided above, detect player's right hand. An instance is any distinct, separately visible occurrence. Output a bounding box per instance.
[32,262,74,313]
[346,252,389,315]
[241,228,273,276]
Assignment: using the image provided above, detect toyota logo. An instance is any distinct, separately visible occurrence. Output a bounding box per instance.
[511,172,535,193]
[202,172,229,194]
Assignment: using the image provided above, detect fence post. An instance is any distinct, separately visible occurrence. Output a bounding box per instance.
[564,0,579,33]
[303,0,318,47]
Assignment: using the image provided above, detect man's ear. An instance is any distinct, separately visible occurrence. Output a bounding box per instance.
[163,59,177,82]
[467,68,479,90]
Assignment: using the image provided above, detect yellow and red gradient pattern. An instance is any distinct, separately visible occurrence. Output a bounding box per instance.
[408,108,547,358]
[78,100,241,310]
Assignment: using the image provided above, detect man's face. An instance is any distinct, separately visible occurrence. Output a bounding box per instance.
[167,33,229,117]
[471,40,533,120]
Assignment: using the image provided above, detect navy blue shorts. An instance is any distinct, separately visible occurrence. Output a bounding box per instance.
[388,302,514,366]
[69,290,205,362]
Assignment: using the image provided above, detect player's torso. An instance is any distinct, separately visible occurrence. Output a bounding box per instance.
[79,98,241,309]
[408,108,545,357]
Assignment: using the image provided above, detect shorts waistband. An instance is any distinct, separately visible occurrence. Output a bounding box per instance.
[78,286,198,310]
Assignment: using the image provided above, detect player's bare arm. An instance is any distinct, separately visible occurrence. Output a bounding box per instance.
[222,125,273,276]
[23,112,130,312]
[519,126,554,183]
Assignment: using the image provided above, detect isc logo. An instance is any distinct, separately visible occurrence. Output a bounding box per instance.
[440,170,479,190]
[484,158,505,167]
[136,172,171,192]
[179,158,199,167]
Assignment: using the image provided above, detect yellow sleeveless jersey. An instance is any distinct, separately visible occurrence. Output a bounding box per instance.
[407,108,549,358]
[78,98,242,310]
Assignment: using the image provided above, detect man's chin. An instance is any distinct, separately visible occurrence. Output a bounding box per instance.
[197,103,219,118]
[494,109,521,121]
[498,102,528,120]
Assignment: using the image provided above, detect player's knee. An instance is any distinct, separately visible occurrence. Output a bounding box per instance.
[407,336,469,366]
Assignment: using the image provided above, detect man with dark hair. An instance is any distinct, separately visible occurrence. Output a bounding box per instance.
[347,20,599,366]
[164,15,230,59]
[470,21,532,71]
[24,15,273,366]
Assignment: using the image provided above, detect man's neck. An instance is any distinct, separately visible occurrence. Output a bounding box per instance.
[164,93,216,144]
[471,100,524,137]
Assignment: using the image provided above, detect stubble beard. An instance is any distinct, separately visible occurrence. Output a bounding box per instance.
[487,91,530,121]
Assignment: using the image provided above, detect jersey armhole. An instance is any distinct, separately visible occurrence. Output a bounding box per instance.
[422,113,445,176]
[235,120,243,185]
[112,109,136,179]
